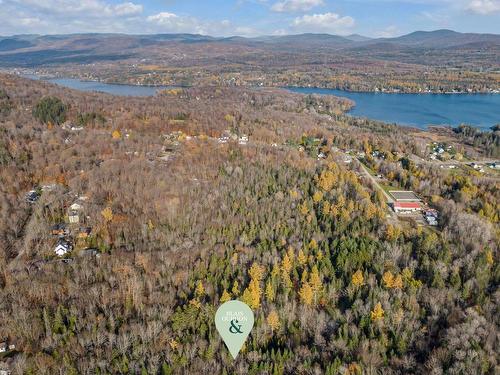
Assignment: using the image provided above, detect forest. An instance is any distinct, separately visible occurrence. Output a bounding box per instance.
[3,31,499,95]
[0,73,498,374]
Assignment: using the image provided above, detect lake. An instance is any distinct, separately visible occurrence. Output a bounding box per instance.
[25,76,171,97]
[287,87,499,130]
[25,75,499,130]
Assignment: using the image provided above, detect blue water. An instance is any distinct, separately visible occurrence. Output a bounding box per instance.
[24,75,171,97]
[24,75,500,130]
[47,78,172,97]
[287,87,500,130]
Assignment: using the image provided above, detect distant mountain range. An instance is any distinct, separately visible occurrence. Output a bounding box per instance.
[0,29,498,67]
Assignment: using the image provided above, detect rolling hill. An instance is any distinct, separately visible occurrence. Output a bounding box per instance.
[0,30,498,68]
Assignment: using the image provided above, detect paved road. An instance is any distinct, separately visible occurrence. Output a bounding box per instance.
[410,155,498,167]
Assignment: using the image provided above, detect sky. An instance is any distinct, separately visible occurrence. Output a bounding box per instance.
[0,0,499,37]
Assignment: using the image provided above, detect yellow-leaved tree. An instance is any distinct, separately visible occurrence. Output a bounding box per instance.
[220,290,231,303]
[101,207,113,222]
[371,302,384,321]
[297,249,307,266]
[486,249,494,265]
[383,271,394,288]
[281,252,293,288]
[309,266,323,295]
[313,191,323,203]
[281,253,292,274]
[352,270,364,287]
[322,201,331,216]
[393,274,403,289]
[195,281,205,297]
[231,280,240,296]
[309,239,318,250]
[267,310,280,332]
[249,262,264,282]
[241,282,261,309]
[248,279,261,309]
[299,281,314,306]
[317,170,337,191]
[242,262,264,309]
[265,280,275,302]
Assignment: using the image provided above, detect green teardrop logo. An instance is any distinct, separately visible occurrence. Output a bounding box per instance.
[215,300,254,359]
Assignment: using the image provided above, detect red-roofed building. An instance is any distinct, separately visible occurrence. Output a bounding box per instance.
[393,202,422,213]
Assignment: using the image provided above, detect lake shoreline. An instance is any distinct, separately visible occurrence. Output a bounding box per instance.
[21,74,499,130]
[284,86,500,95]
[286,87,499,130]
[17,72,499,95]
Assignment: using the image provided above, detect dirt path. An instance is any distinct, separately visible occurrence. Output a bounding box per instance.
[358,162,394,204]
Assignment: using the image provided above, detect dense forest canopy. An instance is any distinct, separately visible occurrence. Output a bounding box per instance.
[0,74,498,374]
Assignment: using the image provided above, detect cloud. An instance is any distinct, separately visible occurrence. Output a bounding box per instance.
[466,0,500,14]
[271,0,324,13]
[376,25,399,38]
[0,0,261,36]
[146,12,207,34]
[147,12,180,24]
[0,0,145,35]
[146,13,260,36]
[114,2,143,16]
[18,17,47,27]
[291,12,355,34]
[5,0,143,18]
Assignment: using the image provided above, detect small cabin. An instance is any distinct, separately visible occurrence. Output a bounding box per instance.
[51,223,69,237]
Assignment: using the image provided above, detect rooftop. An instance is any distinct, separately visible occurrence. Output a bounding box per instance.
[389,191,421,202]
[394,202,422,209]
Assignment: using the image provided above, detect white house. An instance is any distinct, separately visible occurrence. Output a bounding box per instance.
[55,241,72,257]
[238,135,249,145]
[68,201,84,224]
[68,211,80,224]
[426,217,438,226]
[70,202,83,211]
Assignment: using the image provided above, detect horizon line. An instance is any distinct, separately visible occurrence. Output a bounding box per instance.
[1,28,500,40]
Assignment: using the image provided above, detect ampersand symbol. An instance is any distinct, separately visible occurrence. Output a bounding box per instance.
[229,319,243,334]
